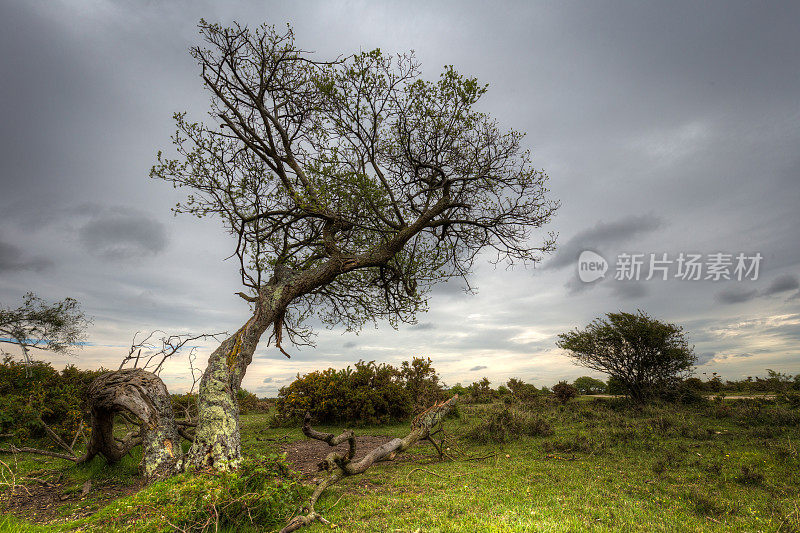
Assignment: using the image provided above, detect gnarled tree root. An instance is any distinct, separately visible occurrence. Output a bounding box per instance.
[280,394,458,533]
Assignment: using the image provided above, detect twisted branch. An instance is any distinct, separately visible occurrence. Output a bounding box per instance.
[280,394,458,532]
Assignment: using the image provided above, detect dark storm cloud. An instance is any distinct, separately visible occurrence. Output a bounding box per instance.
[1,1,799,388]
[79,209,168,261]
[547,215,664,270]
[716,287,759,305]
[0,240,52,272]
[469,365,487,371]
[763,274,799,296]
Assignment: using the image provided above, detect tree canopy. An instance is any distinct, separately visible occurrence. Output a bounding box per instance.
[573,376,607,395]
[0,292,91,366]
[557,311,695,403]
[150,20,558,471]
[152,20,558,340]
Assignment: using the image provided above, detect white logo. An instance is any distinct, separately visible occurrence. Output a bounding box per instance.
[578,250,608,283]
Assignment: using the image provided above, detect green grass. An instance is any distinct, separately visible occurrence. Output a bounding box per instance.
[2,398,799,532]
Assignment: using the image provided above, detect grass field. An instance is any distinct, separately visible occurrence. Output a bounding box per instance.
[1,396,799,532]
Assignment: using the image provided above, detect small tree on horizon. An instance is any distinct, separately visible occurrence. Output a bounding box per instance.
[556,311,696,403]
[573,375,607,395]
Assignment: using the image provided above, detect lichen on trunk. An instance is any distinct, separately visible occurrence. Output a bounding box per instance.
[183,338,244,470]
[184,294,278,470]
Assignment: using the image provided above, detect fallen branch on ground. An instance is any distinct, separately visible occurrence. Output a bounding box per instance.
[279,394,458,533]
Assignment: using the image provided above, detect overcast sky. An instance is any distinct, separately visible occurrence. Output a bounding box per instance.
[1,1,799,396]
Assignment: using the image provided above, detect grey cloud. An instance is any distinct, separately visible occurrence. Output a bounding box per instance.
[469,365,487,371]
[0,239,52,272]
[715,274,799,305]
[716,287,759,304]
[608,281,648,300]
[695,352,715,365]
[343,341,357,348]
[564,275,597,295]
[262,377,274,383]
[2,1,800,390]
[410,322,436,331]
[547,214,664,270]
[764,274,799,296]
[762,322,800,343]
[430,281,471,298]
[79,209,168,261]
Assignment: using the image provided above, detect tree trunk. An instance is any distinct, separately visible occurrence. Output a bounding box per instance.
[84,369,182,478]
[183,291,281,470]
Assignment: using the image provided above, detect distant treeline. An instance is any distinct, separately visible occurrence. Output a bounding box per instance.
[2,357,798,443]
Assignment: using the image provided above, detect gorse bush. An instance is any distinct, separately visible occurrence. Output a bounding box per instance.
[401,357,444,413]
[273,357,443,425]
[0,356,104,443]
[551,381,578,404]
[506,377,541,402]
[467,377,495,404]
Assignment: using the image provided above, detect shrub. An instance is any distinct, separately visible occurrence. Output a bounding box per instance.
[777,391,800,409]
[465,406,552,444]
[0,356,104,443]
[448,383,468,397]
[552,381,578,404]
[273,357,443,425]
[467,377,495,404]
[659,380,706,405]
[400,357,445,413]
[506,377,541,402]
[171,392,198,420]
[236,388,271,414]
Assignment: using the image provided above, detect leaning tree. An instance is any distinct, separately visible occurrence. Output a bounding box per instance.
[150,20,558,470]
[557,310,696,403]
[0,292,91,370]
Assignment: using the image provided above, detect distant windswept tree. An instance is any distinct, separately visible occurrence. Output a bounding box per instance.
[0,292,91,368]
[151,20,558,470]
[557,311,695,403]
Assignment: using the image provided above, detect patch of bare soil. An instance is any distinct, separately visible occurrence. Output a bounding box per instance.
[1,479,143,524]
[281,435,429,475]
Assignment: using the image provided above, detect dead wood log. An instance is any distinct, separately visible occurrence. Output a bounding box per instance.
[280,394,458,533]
[82,368,183,478]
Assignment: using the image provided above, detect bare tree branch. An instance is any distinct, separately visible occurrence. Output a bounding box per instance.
[280,395,458,532]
